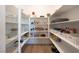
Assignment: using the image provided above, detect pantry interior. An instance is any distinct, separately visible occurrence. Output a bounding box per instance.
[0,5,79,53]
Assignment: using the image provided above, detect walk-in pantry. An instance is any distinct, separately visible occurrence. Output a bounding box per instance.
[0,5,79,53]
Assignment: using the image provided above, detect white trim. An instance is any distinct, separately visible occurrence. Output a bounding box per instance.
[29,17,30,37]
[48,17,50,38]
[18,8,21,53]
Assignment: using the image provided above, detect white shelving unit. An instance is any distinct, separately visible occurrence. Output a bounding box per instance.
[30,17,49,38]
[5,5,18,53]
[50,29,78,49]
[25,17,50,45]
[5,7,30,53]
[0,5,30,53]
[50,38,79,53]
[49,5,79,53]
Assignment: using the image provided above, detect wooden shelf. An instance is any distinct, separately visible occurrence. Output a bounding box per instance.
[50,29,79,50]
[50,38,79,53]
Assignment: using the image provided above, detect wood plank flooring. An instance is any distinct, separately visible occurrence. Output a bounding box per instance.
[22,44,53,53]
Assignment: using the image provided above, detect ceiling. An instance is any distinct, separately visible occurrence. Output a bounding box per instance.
[52,5,76,16]
[15,5,62,17]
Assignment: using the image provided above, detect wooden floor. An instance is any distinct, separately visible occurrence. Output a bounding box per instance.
[22,44,53,53]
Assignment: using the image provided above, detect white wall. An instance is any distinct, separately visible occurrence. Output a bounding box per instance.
[0,6,6,52]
